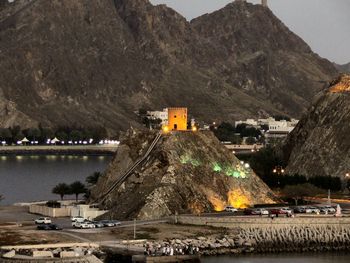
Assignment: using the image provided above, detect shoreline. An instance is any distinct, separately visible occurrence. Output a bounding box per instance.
[0,145,117,156]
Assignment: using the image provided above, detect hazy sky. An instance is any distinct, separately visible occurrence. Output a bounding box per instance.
[150,0,350,64]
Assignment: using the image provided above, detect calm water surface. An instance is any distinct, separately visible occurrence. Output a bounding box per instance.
[202,253,350,263]
[0,155,112,205]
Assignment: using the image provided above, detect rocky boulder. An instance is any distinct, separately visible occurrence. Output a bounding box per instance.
[92,129,277,220]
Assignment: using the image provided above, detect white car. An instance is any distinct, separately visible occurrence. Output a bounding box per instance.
[224,206,238,213]
[72,221,95,229]
[305,207,320,214]
[254,208,269,215]
[71,216,85,222]
[35,217,52,224]
[320,206,336,214]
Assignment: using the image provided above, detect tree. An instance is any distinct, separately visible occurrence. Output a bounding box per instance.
[52,183,71,200]
[0,128,12,142]
[86,171,102,186]
[282,183,323,205]
[70,181,87,202]
[70,130,83,142]
[26,128,41,141]
[0,194,3,203]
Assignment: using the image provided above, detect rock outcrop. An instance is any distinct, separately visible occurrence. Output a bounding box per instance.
[92,129,276,220]
[0,0,337,132]
[284,74,350,178]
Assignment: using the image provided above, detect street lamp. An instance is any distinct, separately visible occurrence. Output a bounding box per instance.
[273,165,285,186]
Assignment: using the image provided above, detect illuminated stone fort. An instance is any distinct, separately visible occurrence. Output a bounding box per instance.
[167,107,188,131]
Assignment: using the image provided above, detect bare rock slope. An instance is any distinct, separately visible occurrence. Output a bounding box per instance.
[284,75,350,178]
[92,130,276,220]
[0,0,337,132]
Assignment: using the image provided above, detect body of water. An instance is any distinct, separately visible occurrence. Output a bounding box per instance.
[0,155,112,205]
[202,253,350,263]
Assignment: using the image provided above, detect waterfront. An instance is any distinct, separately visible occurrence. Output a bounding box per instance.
[0,155,112,205]
[203,253,350,262]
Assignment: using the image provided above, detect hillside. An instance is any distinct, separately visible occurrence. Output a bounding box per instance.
[284,74,350,178]
[91,130,277,220]
[0,0,338,133]
[335,62,350,73]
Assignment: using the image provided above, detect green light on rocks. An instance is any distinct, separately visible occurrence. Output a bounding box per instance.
[213,163,222,172]
[233,171,241,178]
[191,159,201,167]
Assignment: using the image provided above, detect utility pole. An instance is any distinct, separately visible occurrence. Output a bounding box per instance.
[133,218,136,240]
[327,189,331,205]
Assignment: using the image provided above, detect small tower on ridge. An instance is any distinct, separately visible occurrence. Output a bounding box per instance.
[262,0,268,7]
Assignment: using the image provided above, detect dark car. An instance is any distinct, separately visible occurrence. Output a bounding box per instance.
[294,206,307,213]
[37,223,62,230]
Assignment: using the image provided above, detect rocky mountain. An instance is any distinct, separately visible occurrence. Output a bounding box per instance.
[0,0,338,133]
[91,129,277,220]
[335,62,350,73]
[284,74,350,178]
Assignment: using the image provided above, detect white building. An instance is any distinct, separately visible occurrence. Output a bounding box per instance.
[265,119,299,145]
[147,108,168,125]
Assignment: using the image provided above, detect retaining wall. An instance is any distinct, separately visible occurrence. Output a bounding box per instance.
[178,215,350,229]
[29,205,71,218]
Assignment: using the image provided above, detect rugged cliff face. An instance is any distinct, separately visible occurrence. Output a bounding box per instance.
[0,0,337,132]
[92,129,277,220]
[284,75,350,178]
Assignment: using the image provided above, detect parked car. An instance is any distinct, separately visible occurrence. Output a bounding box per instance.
[319,206,336,214]
[270,207,293,215]
[72,221,95,229]
[71,216,85,222]
[110,220,122,226]
[294,206,307,213]
[91,221,105,228]
[224,206,238,213]
[37,224,62,230]
[34,217,52,224]
[244,208,269,215]
[100,220,116,227]
[305,206,320,214]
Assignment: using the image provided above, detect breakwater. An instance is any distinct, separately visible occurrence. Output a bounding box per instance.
[170,216,350,254]
[143,225,350,256]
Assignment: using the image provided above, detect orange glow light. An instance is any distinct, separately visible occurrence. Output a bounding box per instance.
[227,190,250,209]
[162,126,169,133]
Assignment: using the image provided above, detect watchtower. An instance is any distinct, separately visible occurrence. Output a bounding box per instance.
[167,108,187,131]
[262,0,268,7]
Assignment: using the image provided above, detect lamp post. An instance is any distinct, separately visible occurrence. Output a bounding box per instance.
[344,173,350,192]
[273,165,285,186]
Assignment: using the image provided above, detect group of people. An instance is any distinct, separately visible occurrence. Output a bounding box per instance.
[143,243,200,257]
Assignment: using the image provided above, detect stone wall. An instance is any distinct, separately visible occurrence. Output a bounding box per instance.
[178,215,350,229]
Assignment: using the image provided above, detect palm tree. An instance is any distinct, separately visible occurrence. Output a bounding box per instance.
[86,171,102,186]
[52,183,71,200]
[70,181,87,202]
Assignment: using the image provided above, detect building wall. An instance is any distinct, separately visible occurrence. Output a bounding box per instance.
[29,204,71,217]
[168,108,188,131]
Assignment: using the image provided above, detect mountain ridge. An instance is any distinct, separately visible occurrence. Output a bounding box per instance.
[0,0,338,133]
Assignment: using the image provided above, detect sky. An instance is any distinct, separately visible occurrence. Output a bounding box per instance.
[150,0,350,64]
